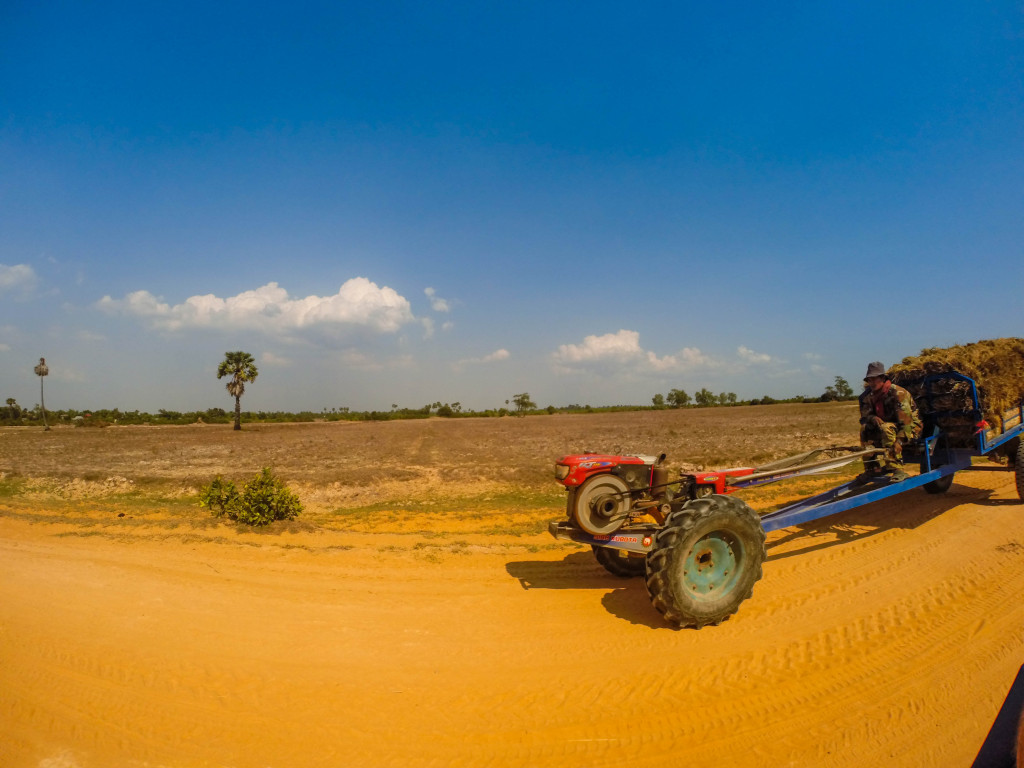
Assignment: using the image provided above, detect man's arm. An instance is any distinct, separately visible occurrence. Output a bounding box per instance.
[894,388,916,439]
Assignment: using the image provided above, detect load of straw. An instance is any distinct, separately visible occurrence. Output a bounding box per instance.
[888,338,1024,447]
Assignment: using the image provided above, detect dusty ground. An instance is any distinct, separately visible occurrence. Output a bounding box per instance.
[1,405,1022,767]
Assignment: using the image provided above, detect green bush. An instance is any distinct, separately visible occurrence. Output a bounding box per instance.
[199,468,302,526]
[198,475,240,514]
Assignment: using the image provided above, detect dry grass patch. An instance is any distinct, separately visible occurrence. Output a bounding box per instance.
[0,402,864,544]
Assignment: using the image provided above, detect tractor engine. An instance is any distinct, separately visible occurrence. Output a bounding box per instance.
[554,453,687,535]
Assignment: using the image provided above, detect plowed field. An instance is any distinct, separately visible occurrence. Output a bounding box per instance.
[2,404,1022,767]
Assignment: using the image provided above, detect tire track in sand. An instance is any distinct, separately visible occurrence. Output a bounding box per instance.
[1,470,1022,767]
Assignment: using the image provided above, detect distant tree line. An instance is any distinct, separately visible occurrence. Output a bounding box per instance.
[651,376,857,409]
[0,387,857,429]
[1,349,859,429]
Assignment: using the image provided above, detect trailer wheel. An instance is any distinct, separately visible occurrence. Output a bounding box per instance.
[1016,441,1024,502]
[924,472,954,494]
[592,546,646,578]
[645,495,766,629]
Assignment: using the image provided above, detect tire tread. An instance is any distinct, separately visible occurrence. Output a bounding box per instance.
[644,495,765,629]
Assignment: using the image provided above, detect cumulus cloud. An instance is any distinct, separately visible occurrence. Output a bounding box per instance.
[477,349,511,363]
[551,333,781,378]
[96,278,416,335]
[647,347,716,371]
[482,348,510,362]
[737,345,772,364]
[454,348,510,370]
[554,330,645,364]
[0,263,36,293]
[424,287,450,313]
[552,330,714,373]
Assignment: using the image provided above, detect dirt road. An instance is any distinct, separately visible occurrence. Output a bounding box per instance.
[2,459,1023,767]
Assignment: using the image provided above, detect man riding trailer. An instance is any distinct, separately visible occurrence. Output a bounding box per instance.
[857,361,922,484]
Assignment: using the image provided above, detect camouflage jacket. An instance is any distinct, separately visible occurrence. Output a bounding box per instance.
[859,381,921,439]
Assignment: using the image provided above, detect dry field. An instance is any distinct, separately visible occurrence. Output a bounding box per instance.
[2,403,1023,767]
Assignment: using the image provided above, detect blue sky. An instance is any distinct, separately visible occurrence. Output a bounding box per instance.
[2,1,1022,412]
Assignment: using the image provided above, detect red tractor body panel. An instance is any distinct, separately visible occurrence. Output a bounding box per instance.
[556,452,755,496]
[555,453,654,487]
[687,467,756,495]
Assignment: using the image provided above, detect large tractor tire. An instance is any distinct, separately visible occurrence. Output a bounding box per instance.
[1016,440,1024,502]
[571,474,631,536]
[592,545,646,578]
[645,495,766,629]
[924,472,955,494]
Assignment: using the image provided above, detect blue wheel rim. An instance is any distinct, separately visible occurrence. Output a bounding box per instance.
[682,532,742,599]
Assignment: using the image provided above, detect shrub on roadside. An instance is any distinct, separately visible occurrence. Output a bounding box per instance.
[199,468,303,526]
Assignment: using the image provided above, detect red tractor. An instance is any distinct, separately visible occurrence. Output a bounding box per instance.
[551,374,1024,628]
[551,448,872,625]
[554,452,756,536]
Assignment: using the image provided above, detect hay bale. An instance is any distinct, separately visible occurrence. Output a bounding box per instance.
[888,338,1024,446]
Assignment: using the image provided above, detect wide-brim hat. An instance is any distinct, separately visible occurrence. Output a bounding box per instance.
[863,361,887,380]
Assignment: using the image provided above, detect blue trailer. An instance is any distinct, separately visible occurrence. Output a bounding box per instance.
[549,372,1024,628]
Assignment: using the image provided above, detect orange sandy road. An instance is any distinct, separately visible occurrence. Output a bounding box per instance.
[2,468,1023,768]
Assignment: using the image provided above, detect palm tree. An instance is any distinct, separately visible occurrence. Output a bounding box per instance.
[33,357,49,431]
[216,351,258,431]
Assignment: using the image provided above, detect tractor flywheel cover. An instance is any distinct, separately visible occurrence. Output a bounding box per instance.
[572,474,631,536]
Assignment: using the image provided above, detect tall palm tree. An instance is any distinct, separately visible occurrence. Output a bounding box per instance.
[216,351,258,431]
[33,357,49,431]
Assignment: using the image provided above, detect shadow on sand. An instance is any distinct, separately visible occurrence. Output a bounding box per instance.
[506,476,1015,629]
[504,550,669,629]
[766,482,1002,561]
[972,663,1024,768]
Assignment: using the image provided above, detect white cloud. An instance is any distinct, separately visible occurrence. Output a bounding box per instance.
[0,264,36,293]
[646,347,716,371]
[97,278,416,335]
[552,330,715,373]
[455,348,510,369]
[482,348,510,362]
[737,345,772,364]
[424,287,451,313]
[0,343,9,352]
[553,330,646,364]
[803,352,822,360]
